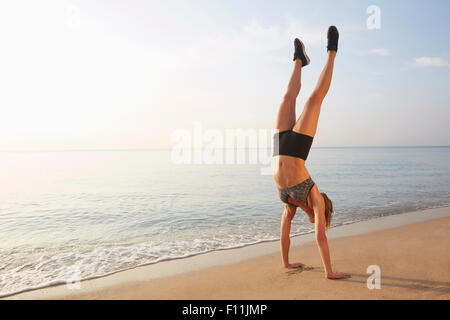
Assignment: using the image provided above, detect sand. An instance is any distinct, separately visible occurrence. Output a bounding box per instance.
[4,207,450,300]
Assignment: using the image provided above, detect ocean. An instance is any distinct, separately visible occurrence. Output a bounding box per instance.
[0,147,449,297]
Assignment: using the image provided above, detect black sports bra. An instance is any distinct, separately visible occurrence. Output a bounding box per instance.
[273,130,313,160]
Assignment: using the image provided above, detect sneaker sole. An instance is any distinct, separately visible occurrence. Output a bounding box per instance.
[297,39,310,66]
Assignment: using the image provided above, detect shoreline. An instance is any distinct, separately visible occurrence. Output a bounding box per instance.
[3,206,450,300]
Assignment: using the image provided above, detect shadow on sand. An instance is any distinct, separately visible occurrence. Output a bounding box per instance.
[286,266,450,294]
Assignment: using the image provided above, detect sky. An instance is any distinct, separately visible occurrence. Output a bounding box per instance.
[0,0,449,151]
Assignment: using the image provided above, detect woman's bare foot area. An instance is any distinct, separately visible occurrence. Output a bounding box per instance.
[326,272,351,280]
[284,262,306,269]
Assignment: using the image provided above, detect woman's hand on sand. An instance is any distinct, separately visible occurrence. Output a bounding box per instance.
[326,272,351,280]
[285,262,306,269]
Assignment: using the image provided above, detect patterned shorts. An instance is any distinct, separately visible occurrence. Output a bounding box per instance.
[278,177,315,208]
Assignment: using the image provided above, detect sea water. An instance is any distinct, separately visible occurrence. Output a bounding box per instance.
[0,147,449,296]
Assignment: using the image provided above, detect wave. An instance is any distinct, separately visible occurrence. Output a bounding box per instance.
[1,203,448,299]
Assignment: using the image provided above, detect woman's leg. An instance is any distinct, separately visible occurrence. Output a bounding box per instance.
[275,59,303,132]
[292,51,336,137]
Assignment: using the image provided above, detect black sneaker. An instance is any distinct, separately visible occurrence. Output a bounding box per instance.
[327,26,339,52]
[293,38,310,66]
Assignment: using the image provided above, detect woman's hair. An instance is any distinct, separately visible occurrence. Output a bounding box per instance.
[321,192,333,229]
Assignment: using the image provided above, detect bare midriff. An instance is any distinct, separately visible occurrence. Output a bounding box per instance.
[273,155,311,189]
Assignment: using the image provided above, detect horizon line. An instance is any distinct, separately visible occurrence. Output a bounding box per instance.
[0,145,449,152]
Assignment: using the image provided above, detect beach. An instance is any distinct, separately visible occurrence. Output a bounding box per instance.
[4,207,449,300]
[1,0,450,304]
[2,148,449,297]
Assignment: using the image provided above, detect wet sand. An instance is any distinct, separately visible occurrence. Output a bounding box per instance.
[4,207,450,300]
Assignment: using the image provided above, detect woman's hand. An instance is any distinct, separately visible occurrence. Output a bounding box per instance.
[326,272,351,280]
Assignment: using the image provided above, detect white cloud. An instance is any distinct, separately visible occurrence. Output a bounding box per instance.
[369,48,391,56]
[178,18,325,67]
[412,57,450,67]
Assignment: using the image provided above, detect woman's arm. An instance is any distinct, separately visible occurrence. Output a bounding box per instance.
[314,205,333,276]
[312,193,350,280]
[280,204,305,269]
